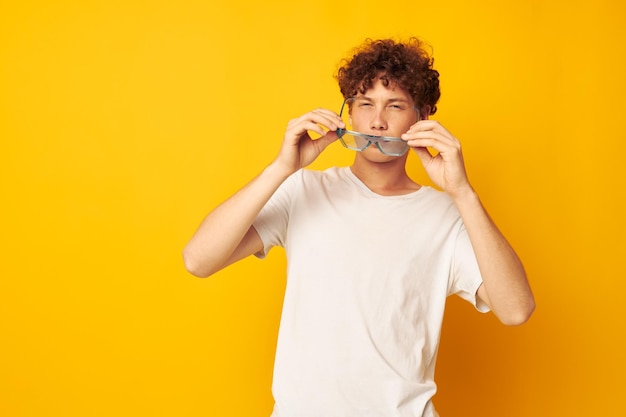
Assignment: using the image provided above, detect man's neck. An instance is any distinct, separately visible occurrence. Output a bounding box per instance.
[349,155,421,196]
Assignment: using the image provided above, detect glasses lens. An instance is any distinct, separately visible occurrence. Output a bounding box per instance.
[338,132,370,151]
[377,137,409,156]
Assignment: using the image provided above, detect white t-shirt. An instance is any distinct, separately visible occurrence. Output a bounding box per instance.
[253,167,488,417]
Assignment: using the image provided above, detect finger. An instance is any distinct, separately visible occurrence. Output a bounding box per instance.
[308,108,345,130]
[313,117,345,133]
[289,121,327,138]
[404,136,450,151]
[289,114,344,140]
[404,120,454,139]
[402,130,458,150]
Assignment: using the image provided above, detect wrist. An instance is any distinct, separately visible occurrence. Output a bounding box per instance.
[449,184,478,206]
[265,159,297,182]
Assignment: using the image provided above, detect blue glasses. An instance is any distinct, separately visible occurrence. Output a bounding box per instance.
[336,97,419,156]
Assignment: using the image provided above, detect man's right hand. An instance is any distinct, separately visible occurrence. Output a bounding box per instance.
[274,108,344,174]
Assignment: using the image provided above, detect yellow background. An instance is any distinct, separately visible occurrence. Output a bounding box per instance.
[1,1,625,416]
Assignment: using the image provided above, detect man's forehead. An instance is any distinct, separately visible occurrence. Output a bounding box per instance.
[356,77,413,102]
[356,95,411,102]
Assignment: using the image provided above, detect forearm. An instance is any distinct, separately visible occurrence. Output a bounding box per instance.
[183,161,293,277]
[452,188,535,325]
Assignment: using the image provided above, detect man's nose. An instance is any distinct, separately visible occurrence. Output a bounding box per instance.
[370,109,388,132]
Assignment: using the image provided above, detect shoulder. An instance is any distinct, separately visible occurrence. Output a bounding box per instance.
[275,167,347,198]
[298,166,350,187]
[417,185,455,206]
[414,186,464,224]
[300,166,345,180]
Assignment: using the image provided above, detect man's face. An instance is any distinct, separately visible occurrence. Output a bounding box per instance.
[349,77,419,140]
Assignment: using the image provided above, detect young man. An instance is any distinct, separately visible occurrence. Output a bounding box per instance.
[184,38,535,417]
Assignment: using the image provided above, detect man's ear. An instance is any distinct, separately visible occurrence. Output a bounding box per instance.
[420,105,431,120]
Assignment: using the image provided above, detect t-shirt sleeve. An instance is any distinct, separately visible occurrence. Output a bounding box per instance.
[251,170,300,259]
[450,222,491,313]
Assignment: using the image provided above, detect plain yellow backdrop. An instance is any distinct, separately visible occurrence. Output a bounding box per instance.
[1,0,625,416]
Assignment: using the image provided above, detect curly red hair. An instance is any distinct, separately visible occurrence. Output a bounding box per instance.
[336,37,440,115]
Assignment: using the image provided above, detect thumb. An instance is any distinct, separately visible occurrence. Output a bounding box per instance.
[314,130,340,152]
[412,146,433,165]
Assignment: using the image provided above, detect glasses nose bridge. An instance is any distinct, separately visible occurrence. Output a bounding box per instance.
[365,135,388,154]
